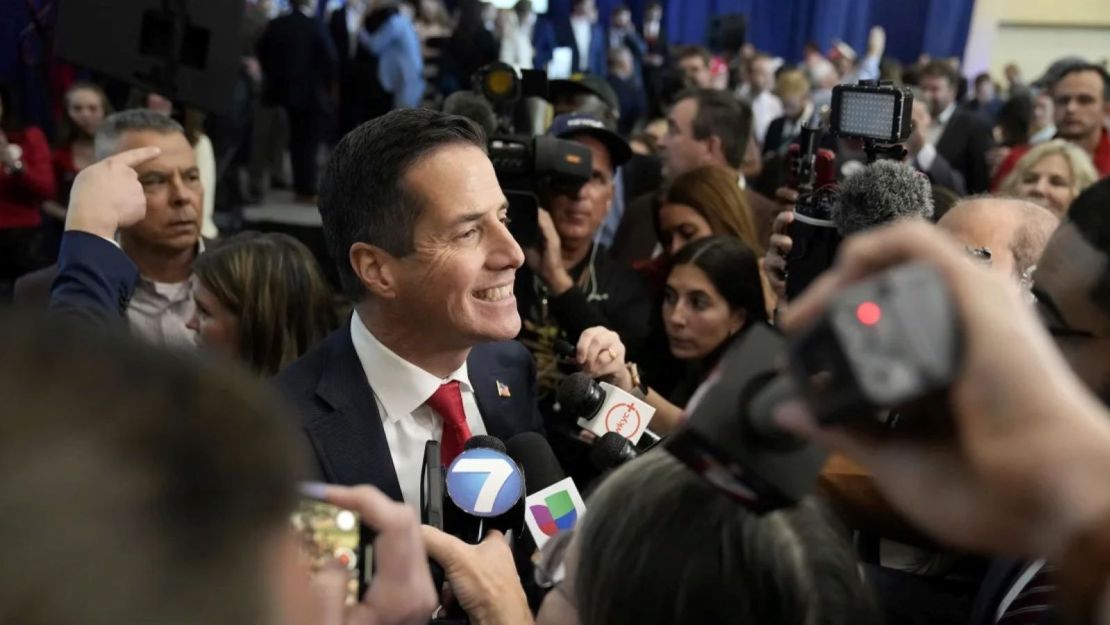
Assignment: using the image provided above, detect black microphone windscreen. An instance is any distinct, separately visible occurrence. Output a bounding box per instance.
[505,432,566,494]
[553,339,576,360]
[556,372,596,417]
[465,435,507,453]
[833,160,934,236]
[590,432,637,470]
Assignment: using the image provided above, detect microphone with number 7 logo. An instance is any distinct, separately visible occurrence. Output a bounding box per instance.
[443,436,526,544]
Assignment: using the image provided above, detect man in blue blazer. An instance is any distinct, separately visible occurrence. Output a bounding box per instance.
[274,108,545,505]
[534,0,607,77]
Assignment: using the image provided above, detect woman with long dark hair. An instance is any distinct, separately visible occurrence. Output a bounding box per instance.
[577,236,767,433]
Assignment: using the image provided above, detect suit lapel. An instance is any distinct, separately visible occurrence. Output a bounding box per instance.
[468,345,516,440]
[306,325,404,501]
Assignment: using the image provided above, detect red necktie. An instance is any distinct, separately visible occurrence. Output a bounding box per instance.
[426,380,472,465]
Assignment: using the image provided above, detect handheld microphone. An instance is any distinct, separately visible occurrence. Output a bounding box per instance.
[787,159,935,300]
[833,160,934,236]
[506,432,586,550]
[589,431,639,470]
[556,372,657,445]
[442,436,525,543]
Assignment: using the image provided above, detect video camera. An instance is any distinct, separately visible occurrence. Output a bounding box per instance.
[471,63,593,247]
[665,261,961,513]
[784,80,914,299]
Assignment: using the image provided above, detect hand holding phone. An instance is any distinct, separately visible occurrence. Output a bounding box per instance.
[296,483,438,625]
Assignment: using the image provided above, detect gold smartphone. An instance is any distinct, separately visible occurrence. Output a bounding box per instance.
[290,498,365,604]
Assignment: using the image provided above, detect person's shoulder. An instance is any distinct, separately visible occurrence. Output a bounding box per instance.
[471,340,534,369]
[274,327,344,394]
[13,263,59,306]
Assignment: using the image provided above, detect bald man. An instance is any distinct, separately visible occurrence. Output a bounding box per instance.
[937,197,1059,279]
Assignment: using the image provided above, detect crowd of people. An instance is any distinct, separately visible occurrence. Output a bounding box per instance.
[4,0,1110,624]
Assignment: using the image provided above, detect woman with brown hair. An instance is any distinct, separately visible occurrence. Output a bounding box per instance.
[187,232,339,376]
[639,164,771,309]
[654,164,765,257]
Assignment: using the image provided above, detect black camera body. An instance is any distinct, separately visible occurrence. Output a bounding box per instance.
[784,80,916,300]
[489,136,592,247]
[665,262,960,513]
[471,63,593,247]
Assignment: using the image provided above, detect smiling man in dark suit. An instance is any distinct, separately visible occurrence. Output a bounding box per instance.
[275,108,543,506]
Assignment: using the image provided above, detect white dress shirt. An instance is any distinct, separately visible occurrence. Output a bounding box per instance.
[927,102,956,147]
[349,312,487,507]
[570,15,591,71]
[749,90,784,146]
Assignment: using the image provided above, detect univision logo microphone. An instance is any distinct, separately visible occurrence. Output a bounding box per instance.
[445,448,525,517]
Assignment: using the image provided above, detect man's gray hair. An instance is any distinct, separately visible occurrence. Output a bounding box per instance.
[94,109,184,160]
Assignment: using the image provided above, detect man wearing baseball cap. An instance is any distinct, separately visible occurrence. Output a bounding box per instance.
[513,111,652,431]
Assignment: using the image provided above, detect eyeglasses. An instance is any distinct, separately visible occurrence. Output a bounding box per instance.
[533,529,576,603]
[1031,285,1099,339]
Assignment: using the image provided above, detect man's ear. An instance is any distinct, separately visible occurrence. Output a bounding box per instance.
[703,134,724,164]
[350,242,400,299]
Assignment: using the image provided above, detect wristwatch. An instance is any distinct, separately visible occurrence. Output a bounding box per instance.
[625,362,648,399]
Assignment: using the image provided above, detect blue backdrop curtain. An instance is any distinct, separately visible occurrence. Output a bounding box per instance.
[544,0,974,65]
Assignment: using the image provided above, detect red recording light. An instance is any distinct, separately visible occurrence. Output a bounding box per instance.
[856,301,882,326]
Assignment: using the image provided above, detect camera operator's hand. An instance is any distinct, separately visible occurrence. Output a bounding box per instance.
[421,527,534,625]
[577,326,632,391]
[764,205,795,303]
[775,222,1110,560]
[65,146,162,240]
[319,485,438,625]
[525,208,574,295]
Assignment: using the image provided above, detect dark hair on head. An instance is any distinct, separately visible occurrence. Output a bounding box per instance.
[672,88,752,169]
[974,72,993,87]
[1053,63,1110,101]
[194,232,339,376]
[0,313,304,625]
[58,82,113,146]
[576,451,881,625]
[669,235,768,326]
[1064,178,1110,314]
[0,82,26,132]
[996,91,1033,146]
[512,0,532,18]
[320,108,487,300]
[677,45,712,66]
[919,60,960,87]
[442,90,498,137]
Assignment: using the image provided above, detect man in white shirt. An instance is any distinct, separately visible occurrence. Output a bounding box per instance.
[736,54,783,146]
[276,108,544,505]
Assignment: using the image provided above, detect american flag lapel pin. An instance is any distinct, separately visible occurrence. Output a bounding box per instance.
[496,380,511,398]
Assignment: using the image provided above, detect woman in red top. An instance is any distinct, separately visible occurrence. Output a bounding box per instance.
[0,83,56,287]
[42,83,110,259]
[51,82,109,208]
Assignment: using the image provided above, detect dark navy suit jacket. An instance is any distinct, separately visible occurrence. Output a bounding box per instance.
[46,231,139,325]
[274,319,546,502]
[533,17,607,77]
